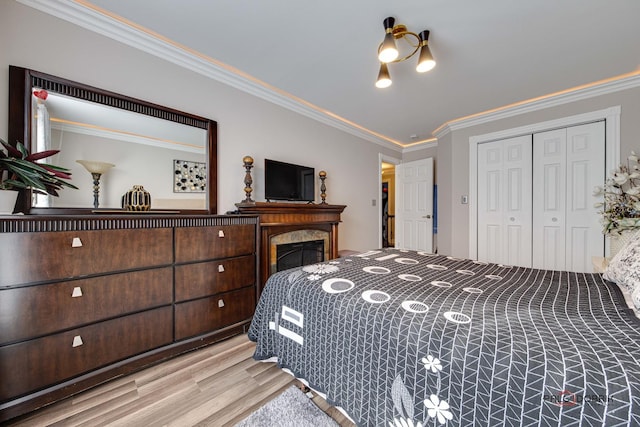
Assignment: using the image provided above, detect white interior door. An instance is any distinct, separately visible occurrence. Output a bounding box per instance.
[395,158,433,252]
[533,122,605,271]
[477,135,532,266]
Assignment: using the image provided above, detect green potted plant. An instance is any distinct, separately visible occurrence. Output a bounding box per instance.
[0,138,78,213]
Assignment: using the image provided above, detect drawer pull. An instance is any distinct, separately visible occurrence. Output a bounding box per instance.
[71,287,83,298]
[71,237,83,248]
[72,335,84,347]
[218,230,225,238]
[218,264,225,273]
[218,299,225,308]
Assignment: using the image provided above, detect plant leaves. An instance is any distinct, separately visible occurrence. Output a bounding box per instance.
[16,142,29,158]
[0,140,22,158]
[25,149,60,161]
[40,164,72,179]
[1,179,29,190]
[0,137,78,196]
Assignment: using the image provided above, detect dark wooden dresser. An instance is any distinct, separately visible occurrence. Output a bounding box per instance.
[0,214,258,422]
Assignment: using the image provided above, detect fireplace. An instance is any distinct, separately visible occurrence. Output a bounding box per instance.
[269,229,330,274]
[235,202,346,293]
[276,239,324,271]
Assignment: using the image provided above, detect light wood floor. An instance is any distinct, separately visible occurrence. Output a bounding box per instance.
[7,334,356,427]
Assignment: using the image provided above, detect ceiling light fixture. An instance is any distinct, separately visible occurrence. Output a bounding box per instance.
[375,17,436,88]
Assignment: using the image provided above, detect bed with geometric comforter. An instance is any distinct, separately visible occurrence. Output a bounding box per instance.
[248,248,640,426]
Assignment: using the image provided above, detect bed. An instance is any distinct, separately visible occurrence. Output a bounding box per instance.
[248,248,640,426]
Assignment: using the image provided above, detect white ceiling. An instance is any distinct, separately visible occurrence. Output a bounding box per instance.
[33,0,640,147]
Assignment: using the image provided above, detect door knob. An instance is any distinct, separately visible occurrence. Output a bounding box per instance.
[422,215,431,219]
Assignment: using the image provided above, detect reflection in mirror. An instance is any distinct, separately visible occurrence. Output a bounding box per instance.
[33,93,207,209]
[8,66,217,214]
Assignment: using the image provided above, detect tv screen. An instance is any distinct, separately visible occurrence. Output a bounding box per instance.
[265,159,315,202]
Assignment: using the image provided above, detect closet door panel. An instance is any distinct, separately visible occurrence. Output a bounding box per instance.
[478,144,504,263]
[541,227,564,270]
[477,135,532,266]
[568,227,591,272]
[533,129,567,269]
[565,122,605,271]
[502,136,533,267]
[485,225,502,262]
[506,225,524,266]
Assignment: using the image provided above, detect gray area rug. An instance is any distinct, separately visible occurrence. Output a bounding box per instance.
[235,385,339,427]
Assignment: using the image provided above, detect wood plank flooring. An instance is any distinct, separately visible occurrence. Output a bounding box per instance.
[6,334,356,426]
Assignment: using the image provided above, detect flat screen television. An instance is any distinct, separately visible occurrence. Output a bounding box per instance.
[264,159,315,202]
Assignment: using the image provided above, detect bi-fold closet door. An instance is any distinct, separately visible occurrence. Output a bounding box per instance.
[477,121,605,272]
[477,135,533,267]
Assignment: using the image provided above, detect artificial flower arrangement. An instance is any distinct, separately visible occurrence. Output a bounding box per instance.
[594,151,640,234]
[0,138,77,196]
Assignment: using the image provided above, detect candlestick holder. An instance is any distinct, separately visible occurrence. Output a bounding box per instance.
[242,155,255,204]
[319,170,327,204]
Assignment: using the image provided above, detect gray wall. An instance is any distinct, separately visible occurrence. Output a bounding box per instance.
[0,1,401,251]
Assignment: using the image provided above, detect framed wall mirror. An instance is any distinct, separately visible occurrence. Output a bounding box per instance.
[8,66,217,214]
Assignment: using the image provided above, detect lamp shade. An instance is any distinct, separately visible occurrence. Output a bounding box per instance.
[375,63,392,88]
[416,30,436,73]
[378,17,399,63]
[76,160,115,174]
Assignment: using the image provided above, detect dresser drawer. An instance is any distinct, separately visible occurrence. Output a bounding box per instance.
[0,267,173,345]
[175,255,255,302]
[0,306,173,401]
[174,287,255,340]
[175,224,255,263]
[0,229,173,287]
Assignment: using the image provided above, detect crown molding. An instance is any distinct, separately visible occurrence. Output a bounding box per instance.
[17,0,404,153]
[402,140,438,153]
[50,121,204,154]
[433,72,640,139]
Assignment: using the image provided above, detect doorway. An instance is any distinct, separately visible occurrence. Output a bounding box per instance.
[381,162,396,247]
[379,154,401,248]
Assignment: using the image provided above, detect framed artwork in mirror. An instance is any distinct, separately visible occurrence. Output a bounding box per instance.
[174,159,206,193]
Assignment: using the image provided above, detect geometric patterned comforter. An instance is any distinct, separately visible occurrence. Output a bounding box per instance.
[248,249,640,426]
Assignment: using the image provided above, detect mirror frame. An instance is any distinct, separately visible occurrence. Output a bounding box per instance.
[8,65,217,214]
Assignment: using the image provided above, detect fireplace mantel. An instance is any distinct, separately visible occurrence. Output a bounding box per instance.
[235,202,346,225]
[236,202,346,293]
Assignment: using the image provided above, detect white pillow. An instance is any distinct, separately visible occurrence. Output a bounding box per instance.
[632,287,640,315]
[616,283,640,316]
[604,235,640,309]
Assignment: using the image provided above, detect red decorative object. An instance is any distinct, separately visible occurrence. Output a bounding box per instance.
[33,89,48,100]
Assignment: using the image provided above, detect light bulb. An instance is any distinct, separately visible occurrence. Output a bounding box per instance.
[375,63,392,88]
[416,57,436,73]
[416,31,436,73]
[378,33,399,63]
